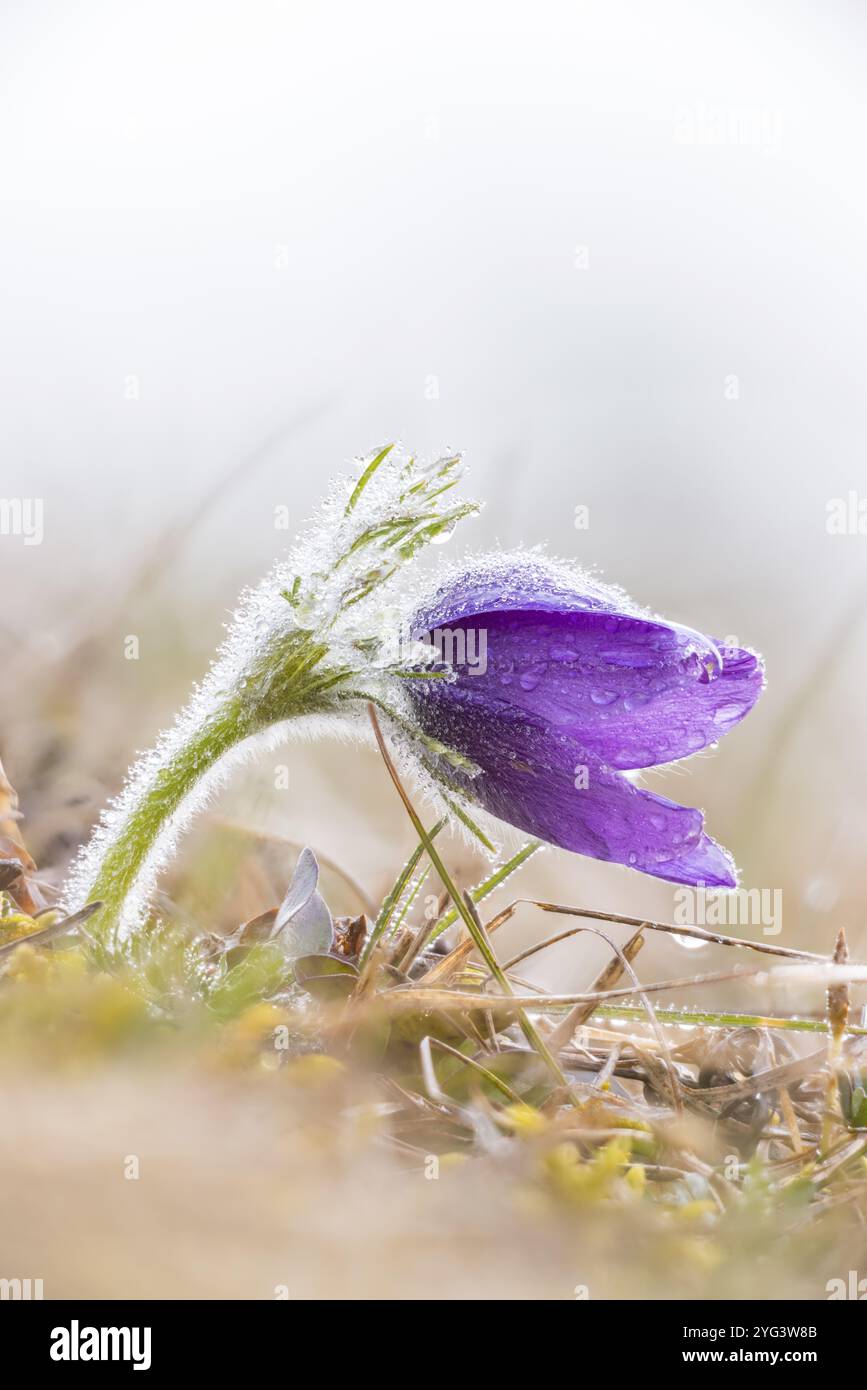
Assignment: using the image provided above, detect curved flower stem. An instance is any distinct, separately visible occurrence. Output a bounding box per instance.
[77,628,354,954]
[82,694,253,953]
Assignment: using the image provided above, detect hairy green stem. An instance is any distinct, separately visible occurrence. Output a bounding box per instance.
[80,629,353,950]
[84,698,251,948]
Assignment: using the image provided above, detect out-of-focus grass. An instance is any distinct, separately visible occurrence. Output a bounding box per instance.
[1,793,867,1299]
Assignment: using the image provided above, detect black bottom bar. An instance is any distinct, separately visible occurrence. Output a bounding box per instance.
[2,1298,860,1373]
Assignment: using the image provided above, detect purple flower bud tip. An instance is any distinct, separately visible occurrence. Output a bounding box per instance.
[408,556,765,887]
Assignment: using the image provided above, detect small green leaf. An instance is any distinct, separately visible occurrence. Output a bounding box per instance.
[281,575,302,606]
[294,952,359,1003]
[294,953,359,982]
[345,444,394,515]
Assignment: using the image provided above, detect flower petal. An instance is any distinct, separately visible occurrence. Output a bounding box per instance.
[412,559,763,769]
[410,685,737,887]
[414,556,651,630]
[417,607,763,769]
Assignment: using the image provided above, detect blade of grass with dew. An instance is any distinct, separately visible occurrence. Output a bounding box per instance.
[366,704,575,1101]
[429,840,543,942]
[390,865,432,939]
[360,817,447,966]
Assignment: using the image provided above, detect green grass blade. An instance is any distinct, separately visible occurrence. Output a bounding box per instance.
[430,840,543,942]
[442,794,498,854]
[367,706,572,1099]
[360,817,447,965]
[345,444,394,515]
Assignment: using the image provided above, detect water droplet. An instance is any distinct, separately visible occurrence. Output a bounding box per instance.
[431,523,455,545]
[714,703,743,725]
[671,933,709,952]
[519,662,547,692]
[549,644,579,662]
[623,691,651,712]
[590,689,618,706]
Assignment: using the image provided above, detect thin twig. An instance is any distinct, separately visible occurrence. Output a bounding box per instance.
[547,929,646,1050]
[518,900,835,963]
[0,901,102,959]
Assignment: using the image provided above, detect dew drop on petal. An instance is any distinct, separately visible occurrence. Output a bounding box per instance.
[623,691,652,712]
[519,662,547,692]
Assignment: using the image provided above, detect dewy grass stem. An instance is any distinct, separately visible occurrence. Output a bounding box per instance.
[366,703,576,1102]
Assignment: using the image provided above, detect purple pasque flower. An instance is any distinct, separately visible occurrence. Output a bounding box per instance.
[408,556,764,888]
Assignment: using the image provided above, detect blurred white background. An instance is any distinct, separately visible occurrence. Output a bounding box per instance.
[2,0,866,978]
